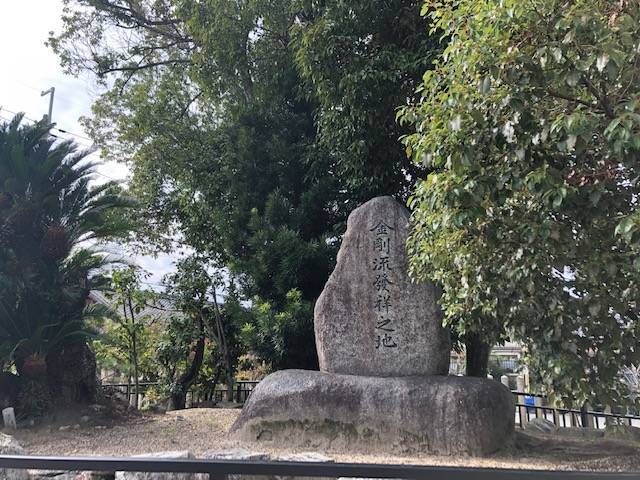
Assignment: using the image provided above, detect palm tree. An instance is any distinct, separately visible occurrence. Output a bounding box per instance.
[0,113,133,415]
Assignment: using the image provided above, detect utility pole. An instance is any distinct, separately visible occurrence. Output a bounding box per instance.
[41,87,55,123]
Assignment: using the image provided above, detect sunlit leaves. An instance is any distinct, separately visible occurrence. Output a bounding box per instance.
[401,0,640,406]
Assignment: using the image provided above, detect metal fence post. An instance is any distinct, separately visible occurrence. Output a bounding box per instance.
[580,402,594,428]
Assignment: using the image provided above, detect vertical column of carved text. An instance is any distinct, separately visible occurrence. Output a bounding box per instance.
[371,221,397,350]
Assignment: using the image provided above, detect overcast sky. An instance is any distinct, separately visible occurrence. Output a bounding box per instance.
[0,0,184,288]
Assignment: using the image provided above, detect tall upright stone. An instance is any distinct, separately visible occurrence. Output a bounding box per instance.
[314,196,450,376]
[232,196,515,456]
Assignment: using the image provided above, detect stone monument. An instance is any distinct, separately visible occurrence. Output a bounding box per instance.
[314,196,450,376]
[231,196,514,456]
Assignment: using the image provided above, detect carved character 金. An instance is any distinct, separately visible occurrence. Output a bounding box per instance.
[369,221,395,236]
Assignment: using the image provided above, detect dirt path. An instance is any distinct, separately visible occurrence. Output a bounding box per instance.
[8,408,640,472]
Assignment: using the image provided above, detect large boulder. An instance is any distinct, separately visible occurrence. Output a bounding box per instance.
[0,433,29,480]
[231,370,514,456]
[314,196,450,377]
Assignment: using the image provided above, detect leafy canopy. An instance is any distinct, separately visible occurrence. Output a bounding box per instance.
[49,0,440,369]
[400,0,640,406]
[292,0,438,200]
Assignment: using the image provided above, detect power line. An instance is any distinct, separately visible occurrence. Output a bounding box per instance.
[0,107,41,124]
[0,109,123,183]
[0,106,95,146]
[54,127,92,142]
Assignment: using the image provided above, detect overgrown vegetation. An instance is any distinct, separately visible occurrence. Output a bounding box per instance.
[4,0,638,418]
[400,0,640,407]
[48,0,438,371]
[0,115,132,416]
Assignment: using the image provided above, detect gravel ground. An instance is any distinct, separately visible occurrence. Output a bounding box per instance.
[8,408,640,472]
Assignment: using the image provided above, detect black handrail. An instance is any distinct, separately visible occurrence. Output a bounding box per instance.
[515,402,640,429]
[1,455,639,479]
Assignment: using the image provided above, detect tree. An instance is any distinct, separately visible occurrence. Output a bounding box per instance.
[292,0,439,201]
[161,255,240,408]
[107,266,156,408]
[240,289,316,370]
[50,0,347,369]
[49,0,442,369]
[0,114,132,415]
[400,0,640,407]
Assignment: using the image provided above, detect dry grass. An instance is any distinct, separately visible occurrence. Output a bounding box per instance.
[7,408,640,472]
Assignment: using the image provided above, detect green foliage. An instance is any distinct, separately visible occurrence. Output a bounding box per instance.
[159,255,243,405]
[0,114,133,375]
[95,267,158,394]
[49,0,438,370]
[235,353,271,381]
[240,289,316,370]
[400,0,640,407]
[292,0,439,200]
[155,313,203,397]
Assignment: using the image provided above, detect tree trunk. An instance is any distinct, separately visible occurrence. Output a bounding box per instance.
[0,372,19,410]
[465,333,491,377]
[212,294,234,402]
[128,296,140,409]
[47,341,97,405]
[170,315,206,410]
[131,332,139,409]
[210,365,222,402]
[17,354,52,417]
[169,390,186,410]
[226,368,234,402]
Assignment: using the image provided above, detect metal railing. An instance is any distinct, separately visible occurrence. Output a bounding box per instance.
[100,382,640,430]
[1,455,639,479]
[512,391,640,429]
[100,381,261,406]
[194,381,260,405]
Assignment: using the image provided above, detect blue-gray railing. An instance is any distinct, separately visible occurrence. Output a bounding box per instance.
[1,455,638,479]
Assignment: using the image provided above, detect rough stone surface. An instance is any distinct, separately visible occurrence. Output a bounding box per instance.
[274,453,334,463]
[314,196,450,377]
[30,472,125,480]
[0,433,29,480]
[605,424,640,443]
[273,452,335,480]
[525,418,557,435]
[203,449,271,480]
[231,370,514,456]
[114,451,206,480]
[203,448,270,461]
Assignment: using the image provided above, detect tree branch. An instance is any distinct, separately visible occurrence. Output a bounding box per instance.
[97,58,192,77]
[546,88,599,110]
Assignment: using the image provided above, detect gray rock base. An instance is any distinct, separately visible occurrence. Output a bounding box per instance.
[0,433,29,480]
[231,370,514,456]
